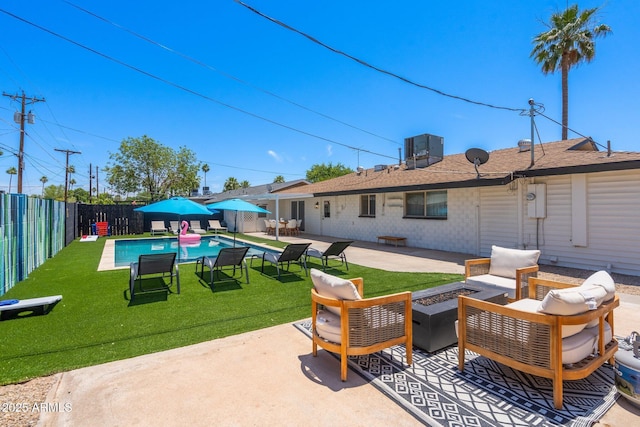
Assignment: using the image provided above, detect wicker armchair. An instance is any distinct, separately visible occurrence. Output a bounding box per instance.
[458,275,619,409]
[310,269,412,381]
[465,245,540,301]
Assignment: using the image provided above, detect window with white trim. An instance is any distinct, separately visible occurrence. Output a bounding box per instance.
[359,194,376,217]
[404,190,447,219]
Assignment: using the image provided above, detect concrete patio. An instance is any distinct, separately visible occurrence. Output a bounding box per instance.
[39,234,640,426]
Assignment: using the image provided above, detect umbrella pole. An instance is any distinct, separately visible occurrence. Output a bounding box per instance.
[233,210,237,247]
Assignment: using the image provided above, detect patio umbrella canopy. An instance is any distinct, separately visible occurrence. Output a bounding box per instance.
[206,198,270,245]
[135,197,213,260]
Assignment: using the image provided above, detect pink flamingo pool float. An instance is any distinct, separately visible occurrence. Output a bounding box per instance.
[178,220,201,242]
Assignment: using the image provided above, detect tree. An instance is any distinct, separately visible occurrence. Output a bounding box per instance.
[240,180,250,189]
[105,135,201,201]
[6,167,17,193]
[40,176,48,196]
[71,188,90,203]
[223,177,240,191]
[305,162,353,183]
[273,175,285,183]
[202,164,210,188]
[531,4,611,140]
[43,184,65,201]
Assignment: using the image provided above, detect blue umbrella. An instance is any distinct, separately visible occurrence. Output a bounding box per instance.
[135,197,213,260]
[135,197,213,216]
[207,198,270,245]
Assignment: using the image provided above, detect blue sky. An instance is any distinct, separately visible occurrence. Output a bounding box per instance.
[0,1,637,196]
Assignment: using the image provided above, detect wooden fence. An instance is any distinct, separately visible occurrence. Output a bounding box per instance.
[77,204,144,236]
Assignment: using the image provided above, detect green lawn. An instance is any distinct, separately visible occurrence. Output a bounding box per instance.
[0,233,462,385]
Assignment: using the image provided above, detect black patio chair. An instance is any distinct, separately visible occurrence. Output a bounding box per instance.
[196,247,250,287]
[129,253,180,300]
[254,243,311,279]
[305,241,353,271]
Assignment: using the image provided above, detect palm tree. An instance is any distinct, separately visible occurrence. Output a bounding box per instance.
[40,176,48,196]
[240,180,250,189]
[6,167,17,193]
[273,175,285,183]
[202,164,210,188]
[223,177,240,192]
[531,4,611,140]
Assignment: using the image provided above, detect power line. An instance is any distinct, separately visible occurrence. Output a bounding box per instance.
[64,1,402,147]
[234,0,526,113]
[0,7,397,162]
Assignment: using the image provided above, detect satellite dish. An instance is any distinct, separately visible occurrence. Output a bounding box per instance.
[465,148,489,179]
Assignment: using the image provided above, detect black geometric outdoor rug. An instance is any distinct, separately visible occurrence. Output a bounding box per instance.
[295,320,617,427]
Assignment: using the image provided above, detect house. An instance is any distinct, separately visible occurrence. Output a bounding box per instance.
[267,138,640,276]
[203,179,310,233]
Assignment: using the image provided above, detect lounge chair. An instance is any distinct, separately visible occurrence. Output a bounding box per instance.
[196,247,250,287]
[169,221,180,234]
[254,243,311,279]
[190,220,206,234]
[458,271,618,409]
[310,269,412,381]
[150,220,168,235]
[465,245,540,301]
[207,219,227,234]
[306,241,353,271]
[0,295,63,320]
[129,253,180,300]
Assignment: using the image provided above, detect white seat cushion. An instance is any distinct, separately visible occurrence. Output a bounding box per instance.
[562,321,612,365]
[466,274,517,299]
[311,269,361,316]
[315,309,342,343]
[488,245,540,279]
[509,298,585,338]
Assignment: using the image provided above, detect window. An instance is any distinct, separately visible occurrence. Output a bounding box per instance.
[323,200,330,218]
[404,190,447,219]
[257,205,268,218]
[360,194,376,217]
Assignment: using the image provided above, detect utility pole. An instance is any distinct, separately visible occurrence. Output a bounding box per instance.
[55,148,81,203]
[89,163,94,203]
[2,91,46,193]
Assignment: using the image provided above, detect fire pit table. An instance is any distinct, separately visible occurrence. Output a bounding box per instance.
[412,282,508,353]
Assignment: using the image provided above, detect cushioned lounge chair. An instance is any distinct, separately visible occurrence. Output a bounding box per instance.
[150,220,168,235]
[169,221,180,234]
[310,269,412,381]
[465,245,540,301]
[306,241,353,271]
[458,270,618,409]
[196,247,250,287]
[254,243,311,279]
[190,221,207,234]
[207,220,227,234]
[130,253,180,300]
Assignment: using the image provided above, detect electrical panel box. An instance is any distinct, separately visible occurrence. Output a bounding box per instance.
[527,183,546,218]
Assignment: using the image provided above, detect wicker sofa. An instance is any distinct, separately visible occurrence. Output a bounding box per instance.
[310,269,412,381]
[457,270,618,409]
[465,245,541,301]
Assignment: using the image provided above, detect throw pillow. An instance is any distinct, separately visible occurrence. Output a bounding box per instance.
[488,245,541,279]
[311,269,362,316]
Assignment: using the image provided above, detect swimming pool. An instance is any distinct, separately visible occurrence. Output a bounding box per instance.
[114,236,276,267]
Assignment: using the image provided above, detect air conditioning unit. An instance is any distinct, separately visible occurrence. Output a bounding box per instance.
[405,133,444,169]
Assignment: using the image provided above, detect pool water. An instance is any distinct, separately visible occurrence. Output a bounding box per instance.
[114,236,274,267]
